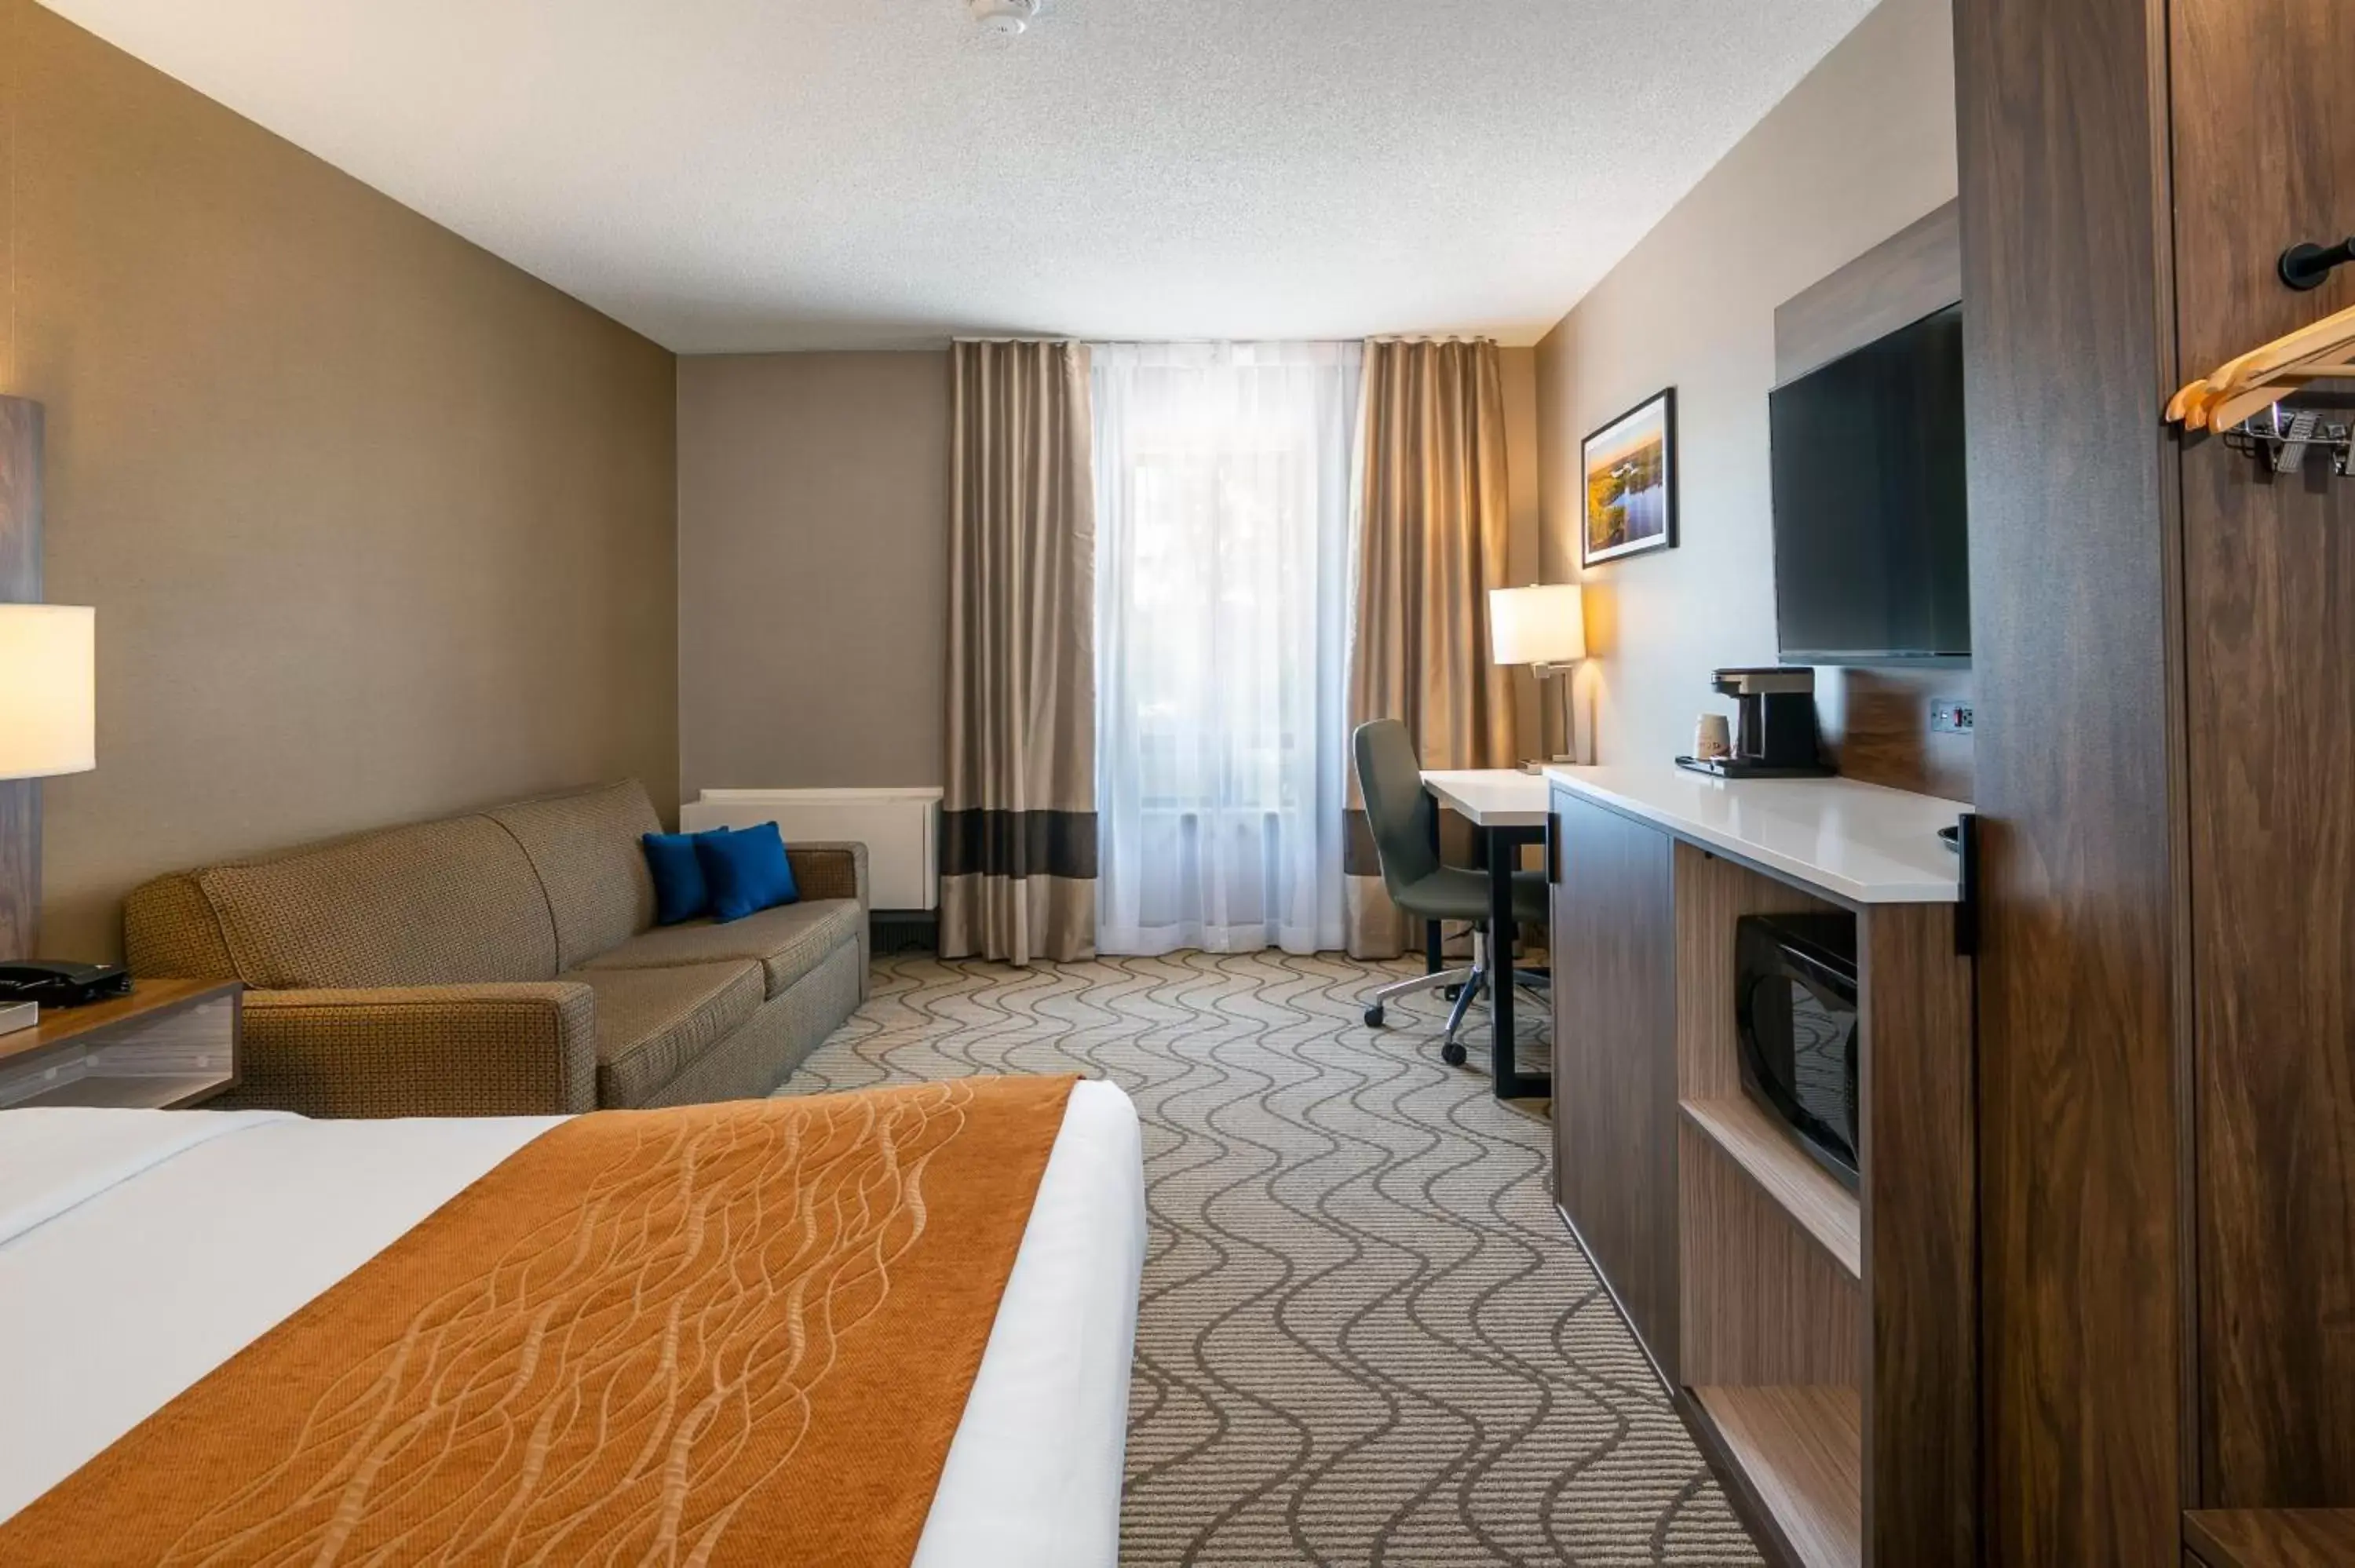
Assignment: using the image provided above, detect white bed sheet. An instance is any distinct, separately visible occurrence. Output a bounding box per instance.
[0,1081,1142,1568]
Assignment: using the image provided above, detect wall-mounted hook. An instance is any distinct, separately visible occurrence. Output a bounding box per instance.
[2280,236,2355,292]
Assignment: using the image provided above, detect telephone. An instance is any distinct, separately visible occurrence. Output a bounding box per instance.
[0,961,133,1007]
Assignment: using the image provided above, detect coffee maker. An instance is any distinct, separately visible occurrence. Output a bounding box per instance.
[1679,667,1835,779]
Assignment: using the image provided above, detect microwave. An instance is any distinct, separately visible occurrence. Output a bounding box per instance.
[1733,912,1861,1191]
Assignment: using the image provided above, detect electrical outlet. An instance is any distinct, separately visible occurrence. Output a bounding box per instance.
[1931,701,1975,735]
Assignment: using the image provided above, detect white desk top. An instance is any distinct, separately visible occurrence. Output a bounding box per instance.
[1421,769,1550,828]
[1541,764,1967,905]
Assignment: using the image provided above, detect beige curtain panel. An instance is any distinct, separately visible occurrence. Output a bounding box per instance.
[1344,337,1521,958]
[941,340,1099,965]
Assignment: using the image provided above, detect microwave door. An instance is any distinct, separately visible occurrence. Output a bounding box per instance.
[1741,966,1861,1176]
[1782,971,1857,1151]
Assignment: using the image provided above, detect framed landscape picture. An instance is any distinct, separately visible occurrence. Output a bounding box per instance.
[1581,388,1678,567]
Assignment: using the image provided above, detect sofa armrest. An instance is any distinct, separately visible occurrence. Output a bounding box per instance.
[228,983,598,1118]
[786,841,868,907]
[787,841,870,998]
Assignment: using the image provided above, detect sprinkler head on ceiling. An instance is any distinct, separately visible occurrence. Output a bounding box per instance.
[969,0,1040,36]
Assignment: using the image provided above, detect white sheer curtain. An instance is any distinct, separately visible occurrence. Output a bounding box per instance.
[1091,341,1363,956]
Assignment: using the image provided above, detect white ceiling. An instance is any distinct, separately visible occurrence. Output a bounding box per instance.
[42,0,1880,353]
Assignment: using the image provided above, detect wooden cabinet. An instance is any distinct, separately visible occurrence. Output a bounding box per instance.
[0,979,242,1109]
[1544,773,1977,1565]
[1549,786,1679,1383]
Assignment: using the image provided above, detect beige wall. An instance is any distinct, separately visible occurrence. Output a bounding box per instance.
[677,352,951,797]
[1533,0,1957,766]
[677,344,1544,797]
[0,1,680,959]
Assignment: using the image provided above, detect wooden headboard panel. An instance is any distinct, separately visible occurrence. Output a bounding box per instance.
[1773,199,1973,804]
[0,398,43,959]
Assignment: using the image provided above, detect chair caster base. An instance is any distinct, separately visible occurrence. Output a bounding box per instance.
[1364,1005,1386,1028]
[1443,983,1465,1001]
[1441,1041,1469,1067]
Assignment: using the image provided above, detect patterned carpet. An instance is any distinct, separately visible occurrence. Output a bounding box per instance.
[781,950,1759,1566]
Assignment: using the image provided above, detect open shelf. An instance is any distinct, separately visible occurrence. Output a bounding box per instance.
[1681,1096,1860,1278]
[1692,1385,1861,1568]
[2,1067,232,1110]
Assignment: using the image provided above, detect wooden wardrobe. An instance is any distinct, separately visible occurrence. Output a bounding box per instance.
[1957,0,2355,1563]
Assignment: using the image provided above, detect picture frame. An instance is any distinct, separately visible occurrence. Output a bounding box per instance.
[1580,387,1678,568]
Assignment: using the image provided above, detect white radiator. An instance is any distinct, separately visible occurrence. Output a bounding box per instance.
[681,788,942,911]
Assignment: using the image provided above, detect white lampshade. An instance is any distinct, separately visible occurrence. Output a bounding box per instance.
[0,604,96,781]
[1488,583,1586,667]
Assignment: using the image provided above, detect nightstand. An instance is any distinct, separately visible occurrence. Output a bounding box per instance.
[0,979,243,1110]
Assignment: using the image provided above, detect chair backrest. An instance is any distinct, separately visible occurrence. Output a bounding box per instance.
[1353,719,1441,896]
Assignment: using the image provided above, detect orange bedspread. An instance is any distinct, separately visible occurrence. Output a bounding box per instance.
[0,1074,1076,1567]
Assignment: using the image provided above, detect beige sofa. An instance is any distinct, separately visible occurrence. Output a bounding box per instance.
[122,781,867,1117]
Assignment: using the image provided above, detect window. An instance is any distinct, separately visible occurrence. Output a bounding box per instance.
[1092,341,1362,955]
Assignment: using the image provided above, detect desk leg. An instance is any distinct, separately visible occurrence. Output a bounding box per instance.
[1487,830,1548,1100]
[1426,801,1445,975]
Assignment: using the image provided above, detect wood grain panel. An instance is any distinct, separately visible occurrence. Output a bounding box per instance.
[1679,1123,1863,1390]
[1857,901,1977,1566]
[1671,841,1835,1103]
[2185,1511,2355,1568]
[1955,0,2188,1559]
[0,397,42,961]
[1775,200,1963,386]
[2169,0,2355,1508]
[1550,787,1679,1380]
[1683,1098,1860,1280]
[1692,1385,1863,1568]
[1813,665,1974,804]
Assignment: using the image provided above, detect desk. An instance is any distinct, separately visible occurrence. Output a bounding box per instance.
[1420,769,1550,1100]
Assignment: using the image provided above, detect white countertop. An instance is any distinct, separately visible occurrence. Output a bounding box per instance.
[1541,764,1967,904]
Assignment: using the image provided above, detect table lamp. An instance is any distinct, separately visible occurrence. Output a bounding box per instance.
[0,604,97,1017]
[0,604,97,782]
[1488,583,1584,764]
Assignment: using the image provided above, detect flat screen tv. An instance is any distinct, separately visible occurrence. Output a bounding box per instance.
[1769,303,1970,663]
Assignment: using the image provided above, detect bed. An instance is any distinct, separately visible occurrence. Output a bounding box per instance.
[0,1075,1143,1566]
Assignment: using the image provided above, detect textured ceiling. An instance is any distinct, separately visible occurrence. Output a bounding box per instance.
[41,0,1881,352]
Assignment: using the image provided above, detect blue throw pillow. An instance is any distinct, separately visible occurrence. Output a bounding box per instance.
[642,829,729,925]
[693,821,800,923]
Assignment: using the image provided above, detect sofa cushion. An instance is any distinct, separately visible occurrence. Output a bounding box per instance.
[574,959,763,1107]
[641,830,725,925]
[194,815,559,990]
[579,899,861,999]
[487,781,663,969]
[694,822,799,923]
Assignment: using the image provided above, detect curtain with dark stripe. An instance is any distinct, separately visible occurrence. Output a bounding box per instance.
[941,341,1098,965]
[1344,337,1520,958]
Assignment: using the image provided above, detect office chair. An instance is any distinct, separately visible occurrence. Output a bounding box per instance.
[1352,718,1549,1067]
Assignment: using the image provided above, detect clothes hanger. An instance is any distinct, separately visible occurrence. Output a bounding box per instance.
[2203,362,2355,434]
[2167,300,2355,430]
